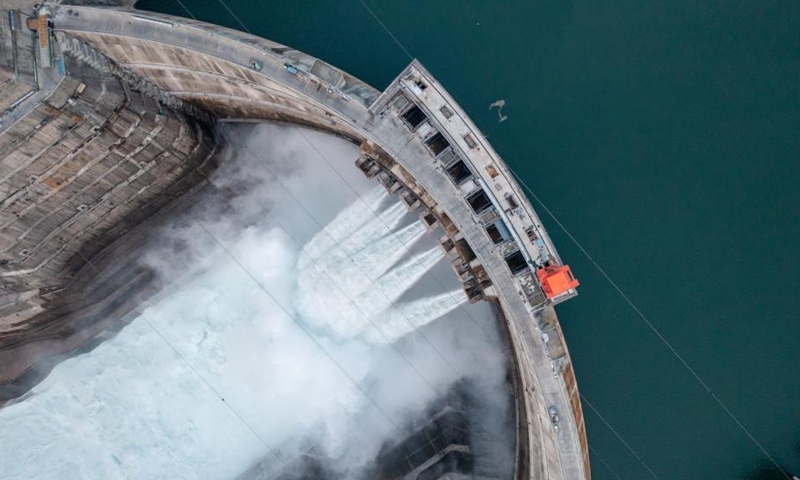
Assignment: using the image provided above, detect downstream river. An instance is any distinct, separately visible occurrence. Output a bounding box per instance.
[135,1,800,478]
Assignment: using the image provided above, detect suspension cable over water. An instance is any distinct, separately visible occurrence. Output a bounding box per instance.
[588,444,625,480]
[349,2,792,479]
[508,169,792,480]
[102,1,789,477]
[174,0,196,20]
[356,0,413,60]
[214,0,251,33]
[581,394,660,480]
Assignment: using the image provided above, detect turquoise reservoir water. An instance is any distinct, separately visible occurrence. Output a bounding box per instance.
[136,1,800,478]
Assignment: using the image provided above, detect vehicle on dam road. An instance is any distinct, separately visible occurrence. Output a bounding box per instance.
[549,405,560,432]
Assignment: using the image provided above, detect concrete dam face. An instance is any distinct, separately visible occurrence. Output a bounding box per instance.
[0,4,588,480]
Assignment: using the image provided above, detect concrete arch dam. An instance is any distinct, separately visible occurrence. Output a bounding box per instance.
[0,4,588,480]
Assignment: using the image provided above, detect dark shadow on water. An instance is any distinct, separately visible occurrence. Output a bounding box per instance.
[744,459,797,480]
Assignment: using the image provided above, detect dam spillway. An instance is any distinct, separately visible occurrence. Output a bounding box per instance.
[0,128,513,478]
[0,4,587,479]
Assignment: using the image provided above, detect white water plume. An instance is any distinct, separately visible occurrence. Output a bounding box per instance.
[341,219,428,280]
[365,289,469,344]
[296,240,452,342]
[301,186,391,258]
[0,124,513,480]
[373,246,445,301]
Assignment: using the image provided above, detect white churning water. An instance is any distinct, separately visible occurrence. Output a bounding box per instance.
[0,125,508,480]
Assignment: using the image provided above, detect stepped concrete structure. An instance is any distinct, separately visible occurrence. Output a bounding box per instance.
[0,4,217,400]
[0,4,589,480]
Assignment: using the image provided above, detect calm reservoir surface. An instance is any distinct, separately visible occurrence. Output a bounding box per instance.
[135,1,800,478]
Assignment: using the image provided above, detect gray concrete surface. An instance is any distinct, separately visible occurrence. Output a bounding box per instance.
[0,5,216,390]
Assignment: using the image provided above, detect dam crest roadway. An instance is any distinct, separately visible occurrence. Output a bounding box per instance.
[0,4,587,480]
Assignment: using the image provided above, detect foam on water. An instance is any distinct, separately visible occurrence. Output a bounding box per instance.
[0,195,473,480]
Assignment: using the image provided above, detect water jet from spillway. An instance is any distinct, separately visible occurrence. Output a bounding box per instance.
[366,289,468,344]
[296,195,451,342]
[0,125,513,480]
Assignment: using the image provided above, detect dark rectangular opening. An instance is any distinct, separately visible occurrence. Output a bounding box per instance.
[440,105,454,118]
[466,189,492,214]
[445,159,472,185]
[440,238,455,252]
[402,105,427,129]
[486,224,503,245]
[455,238,476,262]
[425,132,451,156]
[486,220,510,246]
[504,250,528,275]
